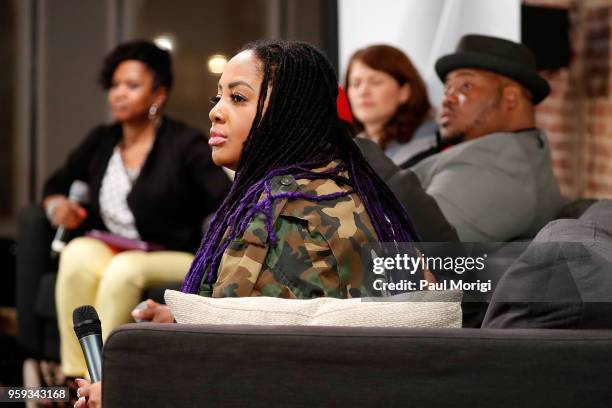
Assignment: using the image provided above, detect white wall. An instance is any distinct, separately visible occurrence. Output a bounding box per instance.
[339,0,521,108]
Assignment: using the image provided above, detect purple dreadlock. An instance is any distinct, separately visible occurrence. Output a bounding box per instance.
[182,40,419,294]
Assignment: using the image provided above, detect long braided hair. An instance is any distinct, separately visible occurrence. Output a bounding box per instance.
[182,40,419,294]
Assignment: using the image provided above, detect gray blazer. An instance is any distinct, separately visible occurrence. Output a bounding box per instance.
[411,129,563,241]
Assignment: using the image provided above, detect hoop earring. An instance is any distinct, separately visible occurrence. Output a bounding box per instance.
[148,103,159,120]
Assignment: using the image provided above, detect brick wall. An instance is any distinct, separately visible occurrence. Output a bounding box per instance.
[524,0,612,199]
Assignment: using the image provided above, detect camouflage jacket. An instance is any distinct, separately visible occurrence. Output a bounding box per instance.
[198,162,380,299]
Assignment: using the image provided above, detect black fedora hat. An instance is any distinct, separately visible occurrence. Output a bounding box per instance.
[435,34,551,104]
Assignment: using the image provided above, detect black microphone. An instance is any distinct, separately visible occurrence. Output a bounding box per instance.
[73,305,103,383]
[51,180,89,255]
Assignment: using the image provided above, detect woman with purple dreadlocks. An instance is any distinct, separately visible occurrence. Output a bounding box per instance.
[74,39,424,408]
[181,39,420,299]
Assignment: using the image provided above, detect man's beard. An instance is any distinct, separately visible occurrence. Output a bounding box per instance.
[443,131,465,144]
[444,130,466,141]
[457,93,503,141]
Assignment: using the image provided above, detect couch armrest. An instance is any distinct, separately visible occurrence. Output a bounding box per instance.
[103,323,612,407]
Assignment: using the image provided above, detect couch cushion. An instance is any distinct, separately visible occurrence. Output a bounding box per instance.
[165,289,462,328]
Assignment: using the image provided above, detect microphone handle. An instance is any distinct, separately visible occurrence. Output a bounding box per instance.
[50,194,85,255]
[51,227,68,254]
[79,334,103,382]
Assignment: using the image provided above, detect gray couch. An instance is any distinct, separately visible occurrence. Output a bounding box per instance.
[103,323,612,407]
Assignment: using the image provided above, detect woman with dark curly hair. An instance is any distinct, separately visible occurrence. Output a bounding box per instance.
[345,44,434,165]
[47,40,231,382]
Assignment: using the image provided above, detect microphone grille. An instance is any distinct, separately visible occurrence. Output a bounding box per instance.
[68,180,90,204]
[73,305,102,340]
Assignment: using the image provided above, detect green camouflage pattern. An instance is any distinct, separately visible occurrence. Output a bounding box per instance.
[198,161,380,299]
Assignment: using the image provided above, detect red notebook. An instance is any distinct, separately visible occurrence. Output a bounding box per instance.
[85,230,164,252]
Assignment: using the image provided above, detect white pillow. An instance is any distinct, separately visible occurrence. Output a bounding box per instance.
[164,290,462,328]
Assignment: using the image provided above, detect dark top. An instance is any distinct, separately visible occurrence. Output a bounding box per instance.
[43,116,232,252]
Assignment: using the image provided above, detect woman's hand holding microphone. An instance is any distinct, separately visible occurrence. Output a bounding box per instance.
[44,194,88,229]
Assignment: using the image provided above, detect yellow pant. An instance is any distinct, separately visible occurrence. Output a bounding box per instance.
[55,236,193,377]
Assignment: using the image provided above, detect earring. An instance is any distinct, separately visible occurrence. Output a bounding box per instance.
[148,103,159,120]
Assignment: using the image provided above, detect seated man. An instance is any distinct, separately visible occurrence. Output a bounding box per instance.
[359,34,563,242]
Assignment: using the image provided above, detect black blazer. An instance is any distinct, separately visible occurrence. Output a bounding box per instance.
[43,116,232,252]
